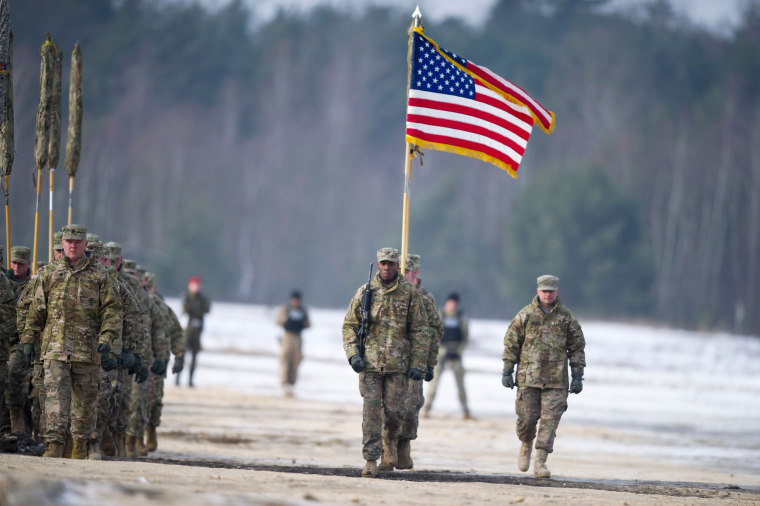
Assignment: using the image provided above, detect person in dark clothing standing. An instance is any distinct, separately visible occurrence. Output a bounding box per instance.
[423,292,473,419]
[275,291,310,397]
[178,275,210,387]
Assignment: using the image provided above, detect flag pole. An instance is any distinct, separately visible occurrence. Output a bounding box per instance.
[400,6,422,275]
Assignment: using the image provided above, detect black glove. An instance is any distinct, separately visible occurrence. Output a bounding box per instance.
[172,355,185,374]
[408,367,424,381]
[569,369,584,394]
[129,355,143,375]
[96,343,110,354]
[135,367,149,383]
[425,365,434,382]
[101,353,117,372]
[150,359,167,375]
[502,369,515,389]
[119,349,136,369]
[19,343,35,366]
[349,355,366,373]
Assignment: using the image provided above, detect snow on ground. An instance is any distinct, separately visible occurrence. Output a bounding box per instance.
[165,298,760,477]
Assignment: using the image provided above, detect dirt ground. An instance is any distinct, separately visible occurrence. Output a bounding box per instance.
[1,385,758,505]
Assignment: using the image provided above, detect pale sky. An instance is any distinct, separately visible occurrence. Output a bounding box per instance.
[164,0,746,34]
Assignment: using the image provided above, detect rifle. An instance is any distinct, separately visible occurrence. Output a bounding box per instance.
[357,263,373,359]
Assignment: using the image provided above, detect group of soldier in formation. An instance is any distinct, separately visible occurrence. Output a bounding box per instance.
[1,229,585,480]
[337,248,586,478]
[0,223,210,460]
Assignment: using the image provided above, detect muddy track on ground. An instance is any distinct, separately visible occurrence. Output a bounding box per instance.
[135,456,756,500]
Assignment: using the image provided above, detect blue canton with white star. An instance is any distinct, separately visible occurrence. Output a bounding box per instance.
[411,33,475,98]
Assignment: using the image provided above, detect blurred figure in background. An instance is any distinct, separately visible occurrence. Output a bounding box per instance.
[275,290,310,398]
[178,275,210,387]
[502,274,586,479]
[423,292,473,420]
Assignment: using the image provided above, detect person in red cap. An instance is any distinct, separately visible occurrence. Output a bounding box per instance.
[177,275,210,387]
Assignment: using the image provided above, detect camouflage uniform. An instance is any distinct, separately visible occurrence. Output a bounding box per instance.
[424,305,470,417]
[21,229,123,447]
[275,300,310,390]
[181,289,210,386]
[342,251,428,462]
[503,294,585,453]
[6,246,34,435]
[400,263,442,442]
[147,292,182,430]
[0,269,17,434]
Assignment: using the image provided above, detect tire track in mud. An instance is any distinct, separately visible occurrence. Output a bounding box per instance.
[136,456,756,500]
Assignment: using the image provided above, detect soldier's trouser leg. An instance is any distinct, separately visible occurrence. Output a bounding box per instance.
[6,350,30,413]
[400,378,423,440]
[108,371,122,436]
[31,362,46,439]
[148,373,165,428]
[116,370,132,434]
[515,387,567,453]
[359,372,406,461]
[280,335,302,386]
[44,360,98,444]
[452,359,469,413]
[0,360,8,433]
[188,349,199,385]
[96,369,116,441]
[127,375,149,438]
[423,361,445,412]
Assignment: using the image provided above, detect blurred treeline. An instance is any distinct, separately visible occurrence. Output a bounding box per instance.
[6,0,760,333]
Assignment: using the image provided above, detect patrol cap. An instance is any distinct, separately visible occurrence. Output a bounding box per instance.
[104,241,122,259]
[53,232,63,251]
[144,272,155,288]
[290,290,301,300]
[86,234,102,252]
[89,243,105,258]
[61,224,87,241]
[136,265,147,279]
[376,247,399,263]
[446,292,459,302]
[86,233,100,244]
[537,274,559,291]
[10,246,31,264]
[123,259,138,272]
[405,253,421,272]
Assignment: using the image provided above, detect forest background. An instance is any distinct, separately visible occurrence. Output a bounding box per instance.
[6,0,760,334]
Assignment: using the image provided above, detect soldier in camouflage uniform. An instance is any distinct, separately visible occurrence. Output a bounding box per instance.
[502,275,586,478]
[0,247,17,436]
[424,292,473,419]
[342,248,428,478]
[275,290,310,397]
[122,259,168,457]
[6,246,33,435]
[102,243,152,458]
[144,272,184,452]
[20,224,123,459]
[179,275,210,387]
[378,253,442,471]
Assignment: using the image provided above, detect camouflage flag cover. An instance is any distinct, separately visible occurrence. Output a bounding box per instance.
[0,31,12,177]
[34,34,54,171]
[47,39,62,169]
[65,42,82,177]
[0,0,9,128]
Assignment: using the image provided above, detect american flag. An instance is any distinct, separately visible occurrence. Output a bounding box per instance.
[405,30,554,177]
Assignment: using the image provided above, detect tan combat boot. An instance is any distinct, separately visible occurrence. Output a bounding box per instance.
[146,426,158,452]
[71,438,87,459]
[88,441,102,460]
[125,435,138,458]
[42,441,64,458]
[9,408,26,434]
[378,438,396,471]
[518,441,532,472]
[396,439,413,470]
[361,460,378,478]
[136,433,148,456]
[534,449,551,478]
[114,432,126,457]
